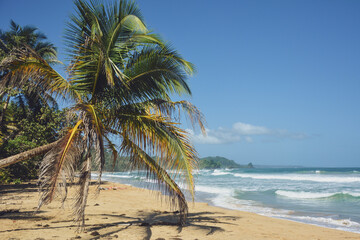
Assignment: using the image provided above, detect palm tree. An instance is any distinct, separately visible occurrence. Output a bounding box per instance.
[0,0,205,229]
[0,20,58,138]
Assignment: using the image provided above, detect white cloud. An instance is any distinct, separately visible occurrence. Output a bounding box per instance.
[187,122,307,144]
[232,122,271,135]
[186,128,241,144]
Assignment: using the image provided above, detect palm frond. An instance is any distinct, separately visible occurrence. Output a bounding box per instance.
[0,46,81,101]
[103,134,118,171]
[121,45,194,101]
[120,135,188,225]
[75,104,105,186]
[73,156,91,230]
[146,99,206,134]
[38,120,83,207]
[108,106,199,199]
[65,0,149,98]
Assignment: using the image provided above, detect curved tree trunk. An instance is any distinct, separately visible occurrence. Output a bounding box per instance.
[0,139,60,168]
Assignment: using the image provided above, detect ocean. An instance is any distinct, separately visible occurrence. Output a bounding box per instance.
[96,167,360,233]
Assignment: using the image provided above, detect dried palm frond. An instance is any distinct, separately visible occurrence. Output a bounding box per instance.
[120,136,188,225]
[76,104,106,188]
[73,156,92,230]
[38,120,82,208]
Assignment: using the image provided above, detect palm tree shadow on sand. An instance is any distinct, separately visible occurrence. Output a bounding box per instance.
[0,206,239,240]
[83,210,240,240]
[0,182,240,239]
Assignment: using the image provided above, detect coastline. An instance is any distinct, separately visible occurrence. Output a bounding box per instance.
[100,169,360,233]
[1,181,360,240]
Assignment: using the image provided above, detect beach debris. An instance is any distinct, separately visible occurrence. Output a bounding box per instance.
[90,231,100,236]
[94,203,99,206]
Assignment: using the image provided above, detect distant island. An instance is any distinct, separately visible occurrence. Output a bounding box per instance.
[199,156,254,169]
[100,153,253,172]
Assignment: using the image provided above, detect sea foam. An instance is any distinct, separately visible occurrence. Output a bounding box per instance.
[196,185,233,195]
[233,173,360,183]
[211,169,231,176]
[103,174,133,179]
[284,215,360,231]
[273,190,360,199]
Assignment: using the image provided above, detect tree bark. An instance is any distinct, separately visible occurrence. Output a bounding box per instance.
[0,139,60,168]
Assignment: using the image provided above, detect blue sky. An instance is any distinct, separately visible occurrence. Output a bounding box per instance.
[1,0,359,167]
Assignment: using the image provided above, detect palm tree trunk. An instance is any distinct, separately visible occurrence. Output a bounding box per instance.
[0,139,60,168]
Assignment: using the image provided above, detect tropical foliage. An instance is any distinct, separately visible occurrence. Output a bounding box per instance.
[103,155,254,171]
[199,156,254,169]
[0,21,68,183]
[0,104,69,183]
[0,20,59,135]
[0,0,204,229]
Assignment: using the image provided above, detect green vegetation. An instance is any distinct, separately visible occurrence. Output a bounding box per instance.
[0,0,205,229]
[199,156,254,169]
[99,155,253,172]
[93,151,131,172]
[0,21,69,183]
[0,105,69,183]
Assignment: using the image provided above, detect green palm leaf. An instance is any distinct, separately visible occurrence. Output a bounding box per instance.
[0,46,80,101]
[107,105,199,199]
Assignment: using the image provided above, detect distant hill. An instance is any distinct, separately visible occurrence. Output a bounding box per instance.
[99,152,253,172]
[199,156,254,169]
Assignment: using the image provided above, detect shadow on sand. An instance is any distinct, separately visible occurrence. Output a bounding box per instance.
[0,182,240,240]
[82,209,239,240]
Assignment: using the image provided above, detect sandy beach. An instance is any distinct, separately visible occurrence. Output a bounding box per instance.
[1,181,359,240]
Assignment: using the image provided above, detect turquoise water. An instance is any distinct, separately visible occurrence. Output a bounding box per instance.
[96,167,360,233]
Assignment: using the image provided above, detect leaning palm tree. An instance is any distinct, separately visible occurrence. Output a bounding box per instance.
[0,0,205,229]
